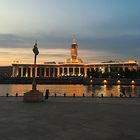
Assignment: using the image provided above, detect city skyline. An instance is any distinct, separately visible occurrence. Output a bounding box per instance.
[0,0,140,65]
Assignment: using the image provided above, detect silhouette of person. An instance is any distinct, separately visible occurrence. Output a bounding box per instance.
[122,87,126,97]
[45,89,49,99]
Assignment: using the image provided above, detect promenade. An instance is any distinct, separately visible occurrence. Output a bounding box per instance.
[0,97,140,140]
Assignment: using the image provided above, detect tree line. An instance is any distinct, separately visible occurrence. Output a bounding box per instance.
[87,69,140,79]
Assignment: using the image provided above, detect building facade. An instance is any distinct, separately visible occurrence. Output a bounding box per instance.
[12,39,138,78]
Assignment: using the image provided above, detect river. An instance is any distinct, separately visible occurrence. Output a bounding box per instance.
[0,84,139,97]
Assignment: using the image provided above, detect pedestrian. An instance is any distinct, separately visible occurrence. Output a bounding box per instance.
[45,89,49,99]
[121,87,126,97]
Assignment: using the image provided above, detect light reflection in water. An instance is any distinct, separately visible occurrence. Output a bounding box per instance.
[117,85,121,96]
[131,85,137,96]
[0,84,139,97]
[103,85,107,96]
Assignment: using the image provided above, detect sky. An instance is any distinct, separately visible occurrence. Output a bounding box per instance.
[0,0,140,65]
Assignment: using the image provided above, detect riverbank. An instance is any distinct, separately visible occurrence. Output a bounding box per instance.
[0,97,140,140]
[0,77,140,85]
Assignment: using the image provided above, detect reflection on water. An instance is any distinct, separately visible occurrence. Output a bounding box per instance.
[0,84,139,97]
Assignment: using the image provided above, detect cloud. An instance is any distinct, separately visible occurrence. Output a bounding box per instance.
[0,32,139,65]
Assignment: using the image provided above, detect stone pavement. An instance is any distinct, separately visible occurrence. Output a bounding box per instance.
[0,96,140,140]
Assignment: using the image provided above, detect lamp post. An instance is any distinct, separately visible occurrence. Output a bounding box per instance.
[32,41,39,91]
[23,41,44,102]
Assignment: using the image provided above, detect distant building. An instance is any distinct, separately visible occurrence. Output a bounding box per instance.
[0,66,12,77]
[12,38,138,78]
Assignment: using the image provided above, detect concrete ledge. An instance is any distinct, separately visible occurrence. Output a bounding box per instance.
[23,90,43,102]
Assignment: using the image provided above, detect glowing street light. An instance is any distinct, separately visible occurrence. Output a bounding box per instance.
[103,80,107,84]
[117,80,121,84]
[131,80,135,85]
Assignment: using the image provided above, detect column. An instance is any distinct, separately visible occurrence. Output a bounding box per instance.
[12,66,15,77]
[62,67,64,76]
[57,67,60,76]
[21,66,23,77]
[44,67,46,77]
[79,67,81,76]
[26,67,28,77]
[94,65,96,71]
[53,68,55,77]
[14,66,18,77]
[30,67,33,77]
[73,67,75,75]
[84,66,87,77]
[67,67,69,76]
[15,66,19,77]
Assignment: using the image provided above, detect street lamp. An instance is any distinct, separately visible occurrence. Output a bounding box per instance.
[32,41,39,91]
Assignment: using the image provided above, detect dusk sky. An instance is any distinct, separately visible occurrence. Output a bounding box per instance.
[0,0,140,65]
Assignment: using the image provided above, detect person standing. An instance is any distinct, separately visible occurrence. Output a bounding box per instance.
[122,87,126,97]
[45,89,49,99]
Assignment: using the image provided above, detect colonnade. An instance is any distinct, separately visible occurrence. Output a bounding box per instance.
[12,64,137,78]
[12,65,86,77]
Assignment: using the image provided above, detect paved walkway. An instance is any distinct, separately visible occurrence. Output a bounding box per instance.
[0,97,140,140]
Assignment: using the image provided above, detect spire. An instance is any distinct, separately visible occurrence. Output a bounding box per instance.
[72,35,77,44]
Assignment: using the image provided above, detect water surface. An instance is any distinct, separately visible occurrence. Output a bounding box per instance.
[0,84,139,97]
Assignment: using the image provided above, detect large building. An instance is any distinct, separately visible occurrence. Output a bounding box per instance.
[12,38,138,78]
